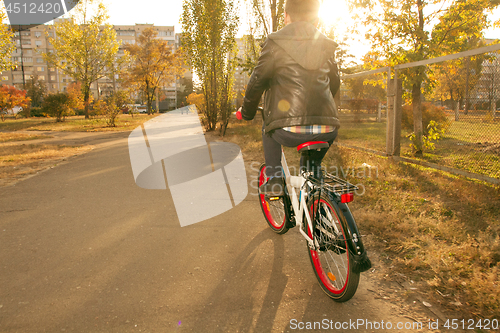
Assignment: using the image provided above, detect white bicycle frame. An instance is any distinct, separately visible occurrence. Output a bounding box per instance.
[280,150,320,249]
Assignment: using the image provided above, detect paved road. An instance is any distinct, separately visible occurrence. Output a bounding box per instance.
[0,130,437,332]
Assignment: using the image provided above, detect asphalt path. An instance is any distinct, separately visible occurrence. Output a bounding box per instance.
[0,130,440,332]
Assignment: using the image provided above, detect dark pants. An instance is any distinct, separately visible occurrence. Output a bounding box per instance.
[262,127,338,178]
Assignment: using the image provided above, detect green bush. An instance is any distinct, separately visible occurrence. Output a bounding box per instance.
[402,102,450,134]
[30,107,50,117]
[42,93,75,122]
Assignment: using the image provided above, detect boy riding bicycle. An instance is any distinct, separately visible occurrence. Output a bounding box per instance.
[237,0,341,197]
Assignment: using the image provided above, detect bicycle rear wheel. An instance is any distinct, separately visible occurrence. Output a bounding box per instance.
[258,163,289,234]
[307,192,359,302]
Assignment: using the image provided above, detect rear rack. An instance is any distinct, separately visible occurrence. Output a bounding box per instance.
[305,172,359,194]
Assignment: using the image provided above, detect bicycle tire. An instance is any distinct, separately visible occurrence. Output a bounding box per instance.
[306,192,359,302]
[258,163,289,234]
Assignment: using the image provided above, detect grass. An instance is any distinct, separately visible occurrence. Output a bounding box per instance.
[0,132,52,143]
[342,151,500,319]
[399,133,500,180]
[332,114,500,180]
[337,119,387,151]
[445,118,500,144]
[0,113,160,132]
[0,142,92,186]
[0,113,163,186]
[223,119,500,320]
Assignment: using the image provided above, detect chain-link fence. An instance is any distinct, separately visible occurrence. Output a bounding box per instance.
[338,44,500,184]
[337,69,388,153]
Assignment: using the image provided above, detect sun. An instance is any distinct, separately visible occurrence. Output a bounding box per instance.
[318,0,351,29]
[318,0,371,60]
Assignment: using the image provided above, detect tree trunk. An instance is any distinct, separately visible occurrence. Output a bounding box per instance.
[209,49,218,131]
[412,82,423,156]
[464,56,470,115]
[271,0,277,32]
[84,86,91,119]
[156,89,159,113]
[412,0,425,156]
[146,80,152,115]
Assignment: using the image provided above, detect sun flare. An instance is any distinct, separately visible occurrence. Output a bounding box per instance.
[318,0,351,29]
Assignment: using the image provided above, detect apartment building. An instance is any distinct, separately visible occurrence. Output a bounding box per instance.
[2,24,61,92]
[2,22,191,110]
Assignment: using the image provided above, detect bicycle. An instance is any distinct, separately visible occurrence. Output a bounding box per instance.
[258,141,372,302]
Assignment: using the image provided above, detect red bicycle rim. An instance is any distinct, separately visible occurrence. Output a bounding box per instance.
[308,198,349,294]
[259,167,285,229]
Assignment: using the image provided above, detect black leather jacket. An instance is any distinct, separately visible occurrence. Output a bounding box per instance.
[241,21,341,133]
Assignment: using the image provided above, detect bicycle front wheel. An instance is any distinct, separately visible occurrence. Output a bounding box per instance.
[307,192,359,302]
[258,163,289,234]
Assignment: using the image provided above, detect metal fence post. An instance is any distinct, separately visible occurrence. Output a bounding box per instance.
[386,68,394,155]
[393,72,402,156]
[386,69,402,156]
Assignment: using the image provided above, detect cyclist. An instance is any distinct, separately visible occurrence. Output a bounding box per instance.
[237,0,341,196]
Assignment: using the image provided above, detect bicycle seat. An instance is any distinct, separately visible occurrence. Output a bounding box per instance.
[297,141,329,153]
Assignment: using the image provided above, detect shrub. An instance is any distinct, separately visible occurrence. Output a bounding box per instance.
[402,102,450,134]
[408,120,445,152]
[91,91,131,127]
[42,93,75,122]
[0,85,30,121]
[30,107,49,117]
[106,90,131,127]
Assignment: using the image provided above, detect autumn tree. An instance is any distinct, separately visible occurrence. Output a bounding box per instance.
[66,82,86,113]
[237,1,285,75]
[430,55,484,112]
[182,0,239,133]
[246,0,285,36]
[25,75,47,108]
[320,26,357,75]
[0,12,15,72]
[0,85,30,121]
[124,28,181,115]
[349,0,499,154]
[43,0,120,119]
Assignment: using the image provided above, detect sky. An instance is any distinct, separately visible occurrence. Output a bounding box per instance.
[4,0,500,61]
[102,0,184,28]
[103,0,500,60]
[104,0,371,58]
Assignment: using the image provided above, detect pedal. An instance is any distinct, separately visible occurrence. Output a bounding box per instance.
[268,196,280,201]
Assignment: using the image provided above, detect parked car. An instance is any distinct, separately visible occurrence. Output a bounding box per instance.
[124,104,148,114]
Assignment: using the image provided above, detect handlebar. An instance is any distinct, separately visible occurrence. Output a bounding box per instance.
[236,106,263,120]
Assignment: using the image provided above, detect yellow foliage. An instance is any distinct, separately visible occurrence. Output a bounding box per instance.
[0,12,15,71]
[186,93,205,114]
